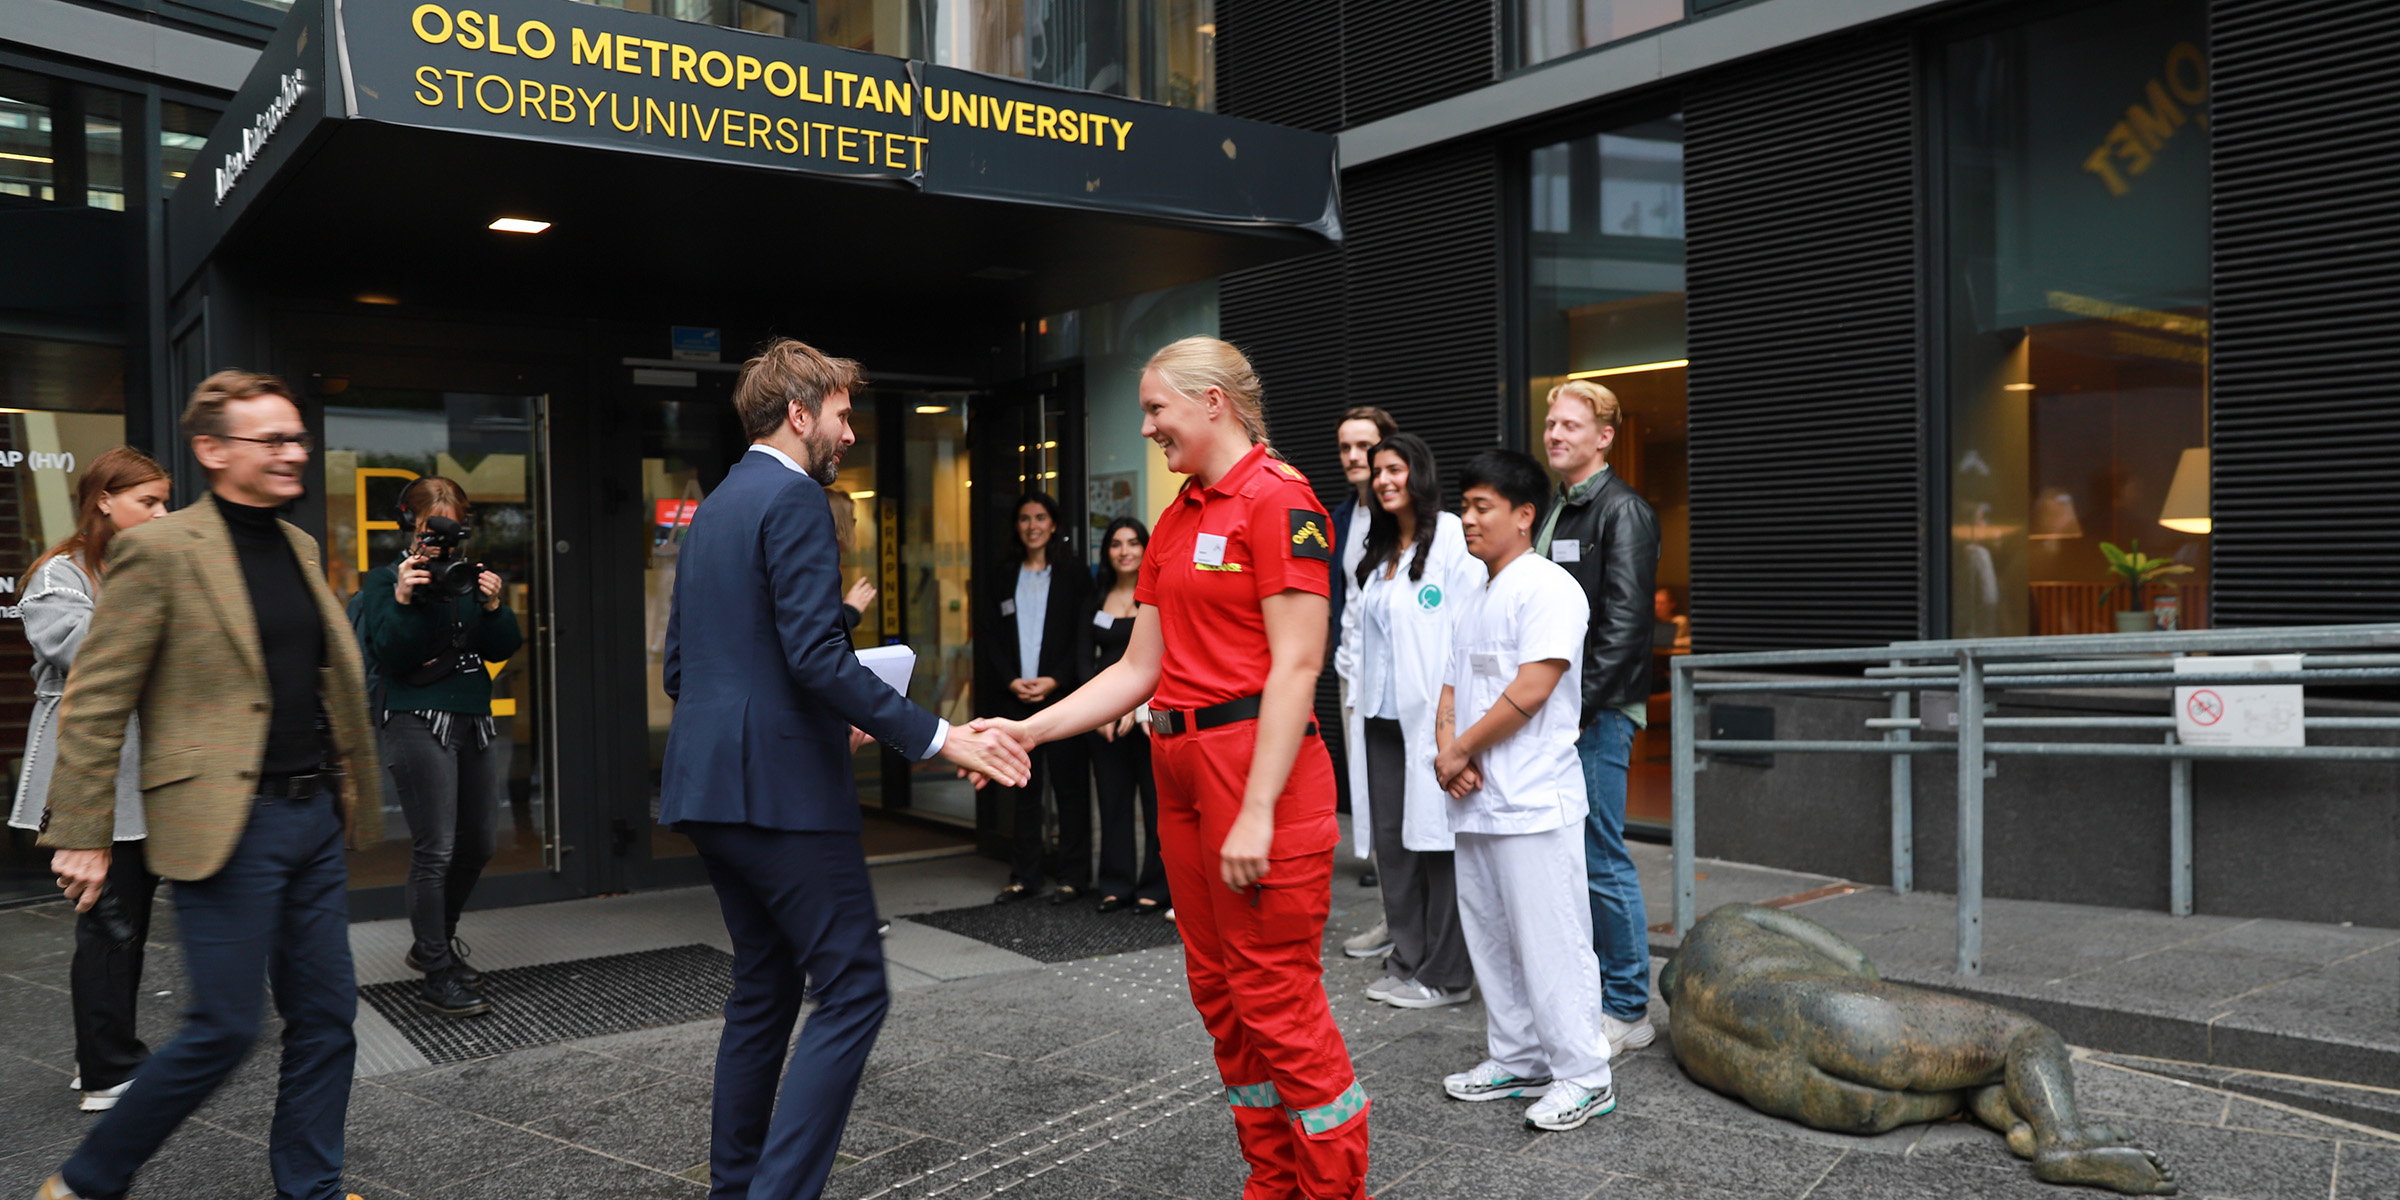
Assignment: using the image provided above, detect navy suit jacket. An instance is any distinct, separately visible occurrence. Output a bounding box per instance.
[659,450,940,831]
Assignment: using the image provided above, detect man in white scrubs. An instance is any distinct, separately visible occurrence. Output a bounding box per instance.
[1432,447,1617,1133]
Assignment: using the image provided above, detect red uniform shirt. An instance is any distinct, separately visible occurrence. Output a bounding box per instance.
[1137,444,1333,711]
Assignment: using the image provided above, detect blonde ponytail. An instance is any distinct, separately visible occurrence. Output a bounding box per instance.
[1144,336,1280,459]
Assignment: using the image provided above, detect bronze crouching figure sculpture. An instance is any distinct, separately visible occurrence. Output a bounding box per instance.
[1659,903,2175,1195]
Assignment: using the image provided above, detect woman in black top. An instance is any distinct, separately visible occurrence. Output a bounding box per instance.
[1087,517,1168,913]
[979,493,1093,904]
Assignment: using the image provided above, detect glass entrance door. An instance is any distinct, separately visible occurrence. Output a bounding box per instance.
[322,388,557,893]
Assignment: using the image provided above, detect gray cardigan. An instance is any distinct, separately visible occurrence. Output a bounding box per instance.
[6,554,143,838]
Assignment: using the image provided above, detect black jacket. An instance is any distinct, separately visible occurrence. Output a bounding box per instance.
[978,558,1093,719]
[1546,469,1661,725]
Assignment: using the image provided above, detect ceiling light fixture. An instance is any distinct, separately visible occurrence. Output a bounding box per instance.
[355,293,401,305]
[0,151,56,165]
[915,405,950,414]
[849,490,876,500]
[1566,358,1689,381]
[488,217,552,234]
[2003,382,2036,391]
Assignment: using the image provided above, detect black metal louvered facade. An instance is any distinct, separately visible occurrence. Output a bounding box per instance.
[2207,0,2400,625]
[1683,36,1927,652]
[1216,1,1496,132]
[1340,2,1499,128]
[1214,0,1343,132]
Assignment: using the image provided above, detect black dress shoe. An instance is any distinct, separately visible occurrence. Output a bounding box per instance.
[1096,895,1132,913]
[1358,871,1379,888]
[416,967,492,1018]
[995,885,1034,905]
[1047,886,1084,906]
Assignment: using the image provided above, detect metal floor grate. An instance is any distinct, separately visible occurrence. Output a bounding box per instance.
[358,943,732,1066]
[905,901,1185,964]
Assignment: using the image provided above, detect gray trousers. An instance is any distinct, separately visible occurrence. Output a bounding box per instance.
[387,711,506,973]
[1363,717,1473,991]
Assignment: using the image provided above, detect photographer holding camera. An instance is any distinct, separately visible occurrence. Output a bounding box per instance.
[359,476,522,1018]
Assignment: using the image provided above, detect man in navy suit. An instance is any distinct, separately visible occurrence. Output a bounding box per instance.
[661,337,1029,1200]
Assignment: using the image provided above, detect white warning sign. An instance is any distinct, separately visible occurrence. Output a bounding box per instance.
[2174,655,2302,747]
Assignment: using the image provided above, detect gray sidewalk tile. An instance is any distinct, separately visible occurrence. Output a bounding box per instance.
[846,1050,1140,1148]
[2128,1121,2337,1199]
[524,1075,713,1174]
[334,1081,566,1196]
[1374,1144,1610,1200]
[821,1133,969,1200]
[1522,1110,1848,1196]
[2335,1140,2400,1199]
[380,1043,683,1127]
[0,1053,85,1159]
[2069,1058,2231,1127]
[1054,1103,1254,1199]
[575,1020,726,1080]
[1798,1152,2057,1200]
[430,1145,702,1199]
[120,1120,280,1200]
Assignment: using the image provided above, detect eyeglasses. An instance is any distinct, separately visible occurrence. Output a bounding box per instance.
[216,432,314,452]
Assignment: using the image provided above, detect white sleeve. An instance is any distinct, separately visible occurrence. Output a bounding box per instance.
[1334,568,1363,684]
[1516,569,1588,667]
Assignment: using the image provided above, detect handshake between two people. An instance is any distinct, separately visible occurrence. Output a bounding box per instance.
[838,716,1047,792]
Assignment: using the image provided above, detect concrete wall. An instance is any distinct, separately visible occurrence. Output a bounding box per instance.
[1694,680,2400,927]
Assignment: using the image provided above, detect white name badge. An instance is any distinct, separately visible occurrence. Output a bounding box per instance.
[1549,539,1582,564]
[1471,651,1507,678]
[999,599,1017,616]
[1193,532,1229,567]
[1092,611,1117,630]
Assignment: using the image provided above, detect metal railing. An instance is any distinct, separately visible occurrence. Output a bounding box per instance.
[1668,622,2400,975]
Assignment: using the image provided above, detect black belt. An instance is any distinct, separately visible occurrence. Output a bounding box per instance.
[1149,695,1318,738]
[259,768,339,800]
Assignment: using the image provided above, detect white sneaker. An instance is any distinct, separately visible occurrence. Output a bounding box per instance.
[1525,1080,1616,1131]
[1381,979,1473,1009]
[1342,921,1394,959]
[1363,974,1405,1001]
[68,1074,80,1090]
[80,1080,131,1112]
[1601,1012,1656,1055]
[1443,1060,1551,1102]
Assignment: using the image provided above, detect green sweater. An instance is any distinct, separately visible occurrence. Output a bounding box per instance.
[359,562,525,715]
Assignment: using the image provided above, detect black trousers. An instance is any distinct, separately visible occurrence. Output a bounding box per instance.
[385,712,506,973]
[1090,728,1168,904]
[73,838,159,1091]
[1005,737,1091,890]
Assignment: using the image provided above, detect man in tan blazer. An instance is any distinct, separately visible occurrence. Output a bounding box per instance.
[39,370,381,1200]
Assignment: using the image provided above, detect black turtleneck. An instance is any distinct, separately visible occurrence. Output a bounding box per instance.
[213,493,327,777]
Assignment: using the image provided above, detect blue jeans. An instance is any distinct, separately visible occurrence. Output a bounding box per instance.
[1578,713,1650,1020]
[63,789,358,1200]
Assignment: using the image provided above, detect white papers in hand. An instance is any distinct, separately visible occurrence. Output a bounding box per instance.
[856,645,917,697]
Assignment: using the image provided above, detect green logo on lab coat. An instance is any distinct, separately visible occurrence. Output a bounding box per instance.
[1417,584,1442,611]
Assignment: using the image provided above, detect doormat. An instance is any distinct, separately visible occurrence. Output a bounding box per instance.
[905,901,1184,964]
[359,943,732,1066]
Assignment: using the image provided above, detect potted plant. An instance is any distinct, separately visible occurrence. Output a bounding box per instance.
[2099,540,2192,633]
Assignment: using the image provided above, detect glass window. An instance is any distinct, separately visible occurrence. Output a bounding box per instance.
[922,0,1216,110]
[1944,0,2209,637]
[322,388,552,889]
[1526,114,1685,829]
[1517,0,1682,68]
[0,68,56,203]
[160,102,217,193]
[1060,278,1217,566]
[83,91,125,211]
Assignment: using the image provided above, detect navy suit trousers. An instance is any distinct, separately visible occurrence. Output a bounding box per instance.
[63,790,357,1200]
[683,821,889,1200]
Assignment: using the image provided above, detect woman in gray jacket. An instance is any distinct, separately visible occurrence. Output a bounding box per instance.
[5,447,171,1112]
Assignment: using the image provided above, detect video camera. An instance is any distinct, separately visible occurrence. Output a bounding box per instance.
[412,515,485,602]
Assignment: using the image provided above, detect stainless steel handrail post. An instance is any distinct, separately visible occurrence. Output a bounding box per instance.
[1890,659,1913,894]
[1956,649,1985,976]
[2168,731,2192,916]
[1672,658,1698,936]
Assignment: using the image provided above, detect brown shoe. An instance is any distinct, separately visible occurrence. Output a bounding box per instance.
[38,1174,80,1200]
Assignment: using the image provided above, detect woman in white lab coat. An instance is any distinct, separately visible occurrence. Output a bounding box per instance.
[1341,433,1483,1008]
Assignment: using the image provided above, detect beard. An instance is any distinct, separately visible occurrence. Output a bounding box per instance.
[801,426,843,486]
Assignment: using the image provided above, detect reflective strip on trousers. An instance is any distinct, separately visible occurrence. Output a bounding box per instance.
[1287,1080,1368,1135]
[1225,1081,1283,1108]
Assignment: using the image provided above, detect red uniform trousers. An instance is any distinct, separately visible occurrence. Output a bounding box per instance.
[1153,721,1369,1200]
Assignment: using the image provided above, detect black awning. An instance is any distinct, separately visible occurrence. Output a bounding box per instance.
[168,0,1339,314]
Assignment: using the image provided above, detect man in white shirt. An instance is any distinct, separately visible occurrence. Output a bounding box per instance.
[1431,448,1616,1133]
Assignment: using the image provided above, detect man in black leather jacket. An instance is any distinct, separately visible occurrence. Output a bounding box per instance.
[1534,380,1661,1056]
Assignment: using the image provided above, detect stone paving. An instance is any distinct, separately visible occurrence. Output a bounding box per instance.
[3,850,2398,1199]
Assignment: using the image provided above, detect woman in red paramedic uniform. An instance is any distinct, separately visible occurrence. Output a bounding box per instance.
[978,336,1366,1199]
